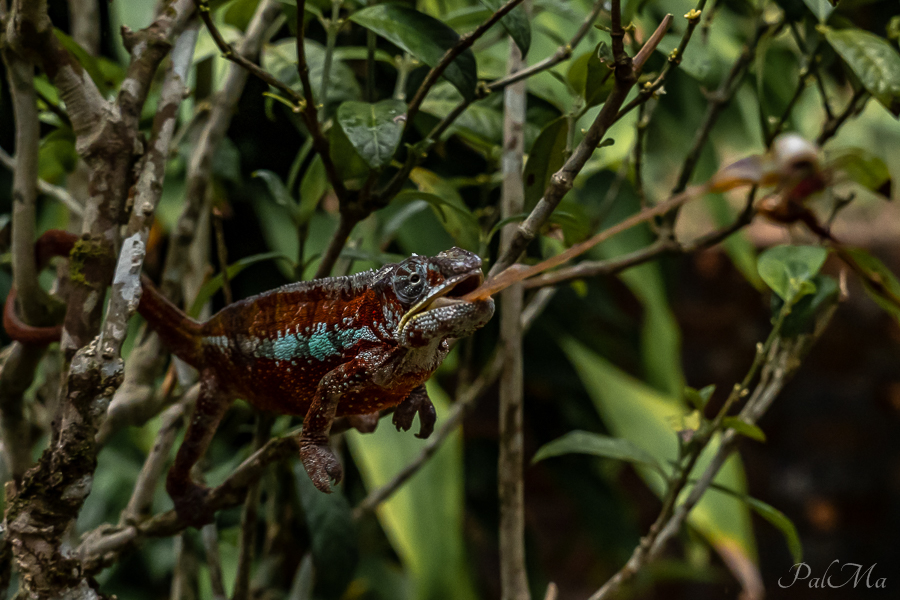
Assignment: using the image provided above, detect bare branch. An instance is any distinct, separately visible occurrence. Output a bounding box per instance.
[233,414,274,600]
[498,39,529,600]
[0,146,83,214]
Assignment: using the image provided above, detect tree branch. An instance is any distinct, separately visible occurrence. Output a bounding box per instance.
[489,13,672,277]
[498,39,529,600]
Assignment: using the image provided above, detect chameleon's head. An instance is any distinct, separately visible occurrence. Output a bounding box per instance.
[382,248,495,346]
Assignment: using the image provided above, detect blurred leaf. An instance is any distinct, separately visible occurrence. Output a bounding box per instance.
[684,385,716,411]
[841,247,900,324]
[823,27,900,117]
[332,46,396,63]
[705,194,765,290]
[828,147,892,198]
[777,274,839,336]
[560,338,758,573]
[408,168,480,250]
[757,245,828,303]
[547,202,591,246]
[721,417,766,443]
[583,185,684,397]
[293,463,358,598]
[478,0,531,57]
[298,154,327,225]
[224,0,262,29]
[189,252,293,317]
[329,121,372,184]
[38,130,77,183]
[53,29,122,96]
[533,430,665,475]
[584,43,614,108]
[802,0,834,22]
[523,117,569,211]
[349,4,477,101]
[253,169,299,218]
[347,381,478,600]
[707,483,803,564]
[336,100,407,169]
[262,39,361,107]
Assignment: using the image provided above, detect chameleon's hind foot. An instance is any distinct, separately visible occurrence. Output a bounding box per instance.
[393,385,436,439]
[300,441,343,493]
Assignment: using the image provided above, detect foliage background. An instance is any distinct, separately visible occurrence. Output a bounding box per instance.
[1,0,899,599]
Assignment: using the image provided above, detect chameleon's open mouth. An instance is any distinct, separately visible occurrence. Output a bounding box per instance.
[397,270,484,331]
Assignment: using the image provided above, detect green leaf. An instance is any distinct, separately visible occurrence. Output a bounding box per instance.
[802,0,834,23]
[262,39,361,107]
[757,245,829,303]
[293,463,358,598]
[533,430,665,475]
[349,4,477,102]
[707,483,803,564]
[841,247,900,323]
[329,121,372,184]
[828,147,892,198]
[560,338,759,578]
[407,168,480,250]
[584,43,615,108]
[478,0,531,57]
[778,274,839,336]
[721,417,766,443]
[336,100,407,169]
[523,117,568,211]
[298,154,327,225]
[684,385,716,411]
[53,29,122,96]
[823,27,900,117]
[188,252,293,317]
[253,169,299,218]
[347,381,478,600]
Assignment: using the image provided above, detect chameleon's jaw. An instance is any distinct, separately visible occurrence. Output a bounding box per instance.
[397,270,484,332]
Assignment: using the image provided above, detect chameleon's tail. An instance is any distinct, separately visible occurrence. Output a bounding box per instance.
[137,277,204,368]
[4,229,205,367]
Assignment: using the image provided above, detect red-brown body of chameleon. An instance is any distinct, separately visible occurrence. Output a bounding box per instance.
[3,231,494,525]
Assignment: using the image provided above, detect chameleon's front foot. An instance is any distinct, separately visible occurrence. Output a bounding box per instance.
[167,479,214,528]
[393,385,436,439]
[299,439,343,492]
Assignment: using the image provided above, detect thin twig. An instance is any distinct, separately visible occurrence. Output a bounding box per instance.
[232,414,274,600]
[404,0,527,128]
[202,524,228,600]
[616,0,709,118]
[490,13,673,276]
[487,0,604,92]
[587,301,835,600]
[0,146,83,215]
[816,86,867,146]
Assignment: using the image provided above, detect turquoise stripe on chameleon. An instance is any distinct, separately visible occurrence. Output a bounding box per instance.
[253,325,380,362]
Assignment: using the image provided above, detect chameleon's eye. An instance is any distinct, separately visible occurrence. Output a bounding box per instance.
[393,263,429,305]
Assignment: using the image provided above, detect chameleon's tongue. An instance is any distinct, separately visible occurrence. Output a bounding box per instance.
[461,133,827,303]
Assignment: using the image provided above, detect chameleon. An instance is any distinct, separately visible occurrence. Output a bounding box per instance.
[3,231,495,526]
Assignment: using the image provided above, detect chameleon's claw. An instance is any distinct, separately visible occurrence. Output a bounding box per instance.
[300,442,343,493]
[393,386,436,439]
